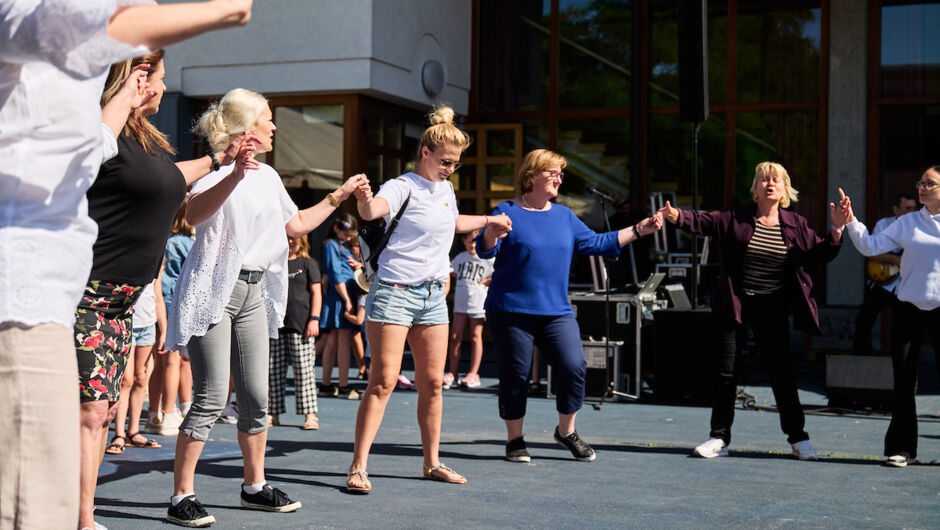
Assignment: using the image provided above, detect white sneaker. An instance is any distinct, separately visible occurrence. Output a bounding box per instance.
[790,440,818,461]
[693,437,728,458]
[159,410,183,436]
[218,403,238,424]
[886,455,908,468]
[180,401,192,417]
[141,411,164,434]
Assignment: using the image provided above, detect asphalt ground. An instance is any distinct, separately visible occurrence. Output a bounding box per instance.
[95,360,940,529]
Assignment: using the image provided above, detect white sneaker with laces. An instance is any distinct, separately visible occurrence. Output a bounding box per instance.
[159,409,184,436]
[790,440,818,460]
[693,437,728,458]
[886,455,908,468]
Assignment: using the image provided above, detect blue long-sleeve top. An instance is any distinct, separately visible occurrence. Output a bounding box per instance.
[322,239,354,285]
[476,201,621,316]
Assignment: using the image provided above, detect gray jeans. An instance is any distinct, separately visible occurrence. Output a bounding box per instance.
[180,279,270,440]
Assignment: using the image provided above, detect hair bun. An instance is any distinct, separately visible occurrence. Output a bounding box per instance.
[429,106,455,126]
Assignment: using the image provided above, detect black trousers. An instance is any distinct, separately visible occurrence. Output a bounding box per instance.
[709,291,809,445]
[884,301,940,459]
[852,284,897,355]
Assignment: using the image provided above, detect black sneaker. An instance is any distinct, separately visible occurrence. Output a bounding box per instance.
[166,496,215,527]
[338,385,360,400]
[553,427,596,462]
[240,484,302,512]
[505,436,531,463]
[318,383,339,397]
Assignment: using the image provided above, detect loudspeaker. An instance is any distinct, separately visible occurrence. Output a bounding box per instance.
[825,354,893,410]
[652,308,716,404]
[678,0,709,122]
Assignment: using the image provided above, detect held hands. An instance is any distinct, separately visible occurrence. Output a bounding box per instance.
[484,213,512,240]
[220,132,261,165]
[656,201,680,224]
[829,187,854,228]
[353,178,374,202]
[636,213,664,237]
[338,173,369,201]
[231,139,259,179]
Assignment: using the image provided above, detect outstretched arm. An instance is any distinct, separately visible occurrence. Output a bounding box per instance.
[107,0,253,50]
[286,174,368,237]
[616,213,663,246]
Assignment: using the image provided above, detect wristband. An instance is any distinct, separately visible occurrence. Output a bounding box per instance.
[309,316,320,321]
[327,193,340,208]
[207,151,221,172]
[831,224,844,233]
[633,222,642,237]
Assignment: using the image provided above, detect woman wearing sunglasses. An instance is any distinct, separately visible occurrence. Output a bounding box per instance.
[347,106,512,492]
[837,166,940,468]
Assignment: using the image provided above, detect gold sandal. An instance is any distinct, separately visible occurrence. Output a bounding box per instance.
[423,463,467,484]
[345,469,371,493]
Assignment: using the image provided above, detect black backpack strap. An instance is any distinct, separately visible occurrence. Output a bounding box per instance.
[367,184,411,275]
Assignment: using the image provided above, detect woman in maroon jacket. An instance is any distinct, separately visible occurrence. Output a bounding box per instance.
[658,161,849,460]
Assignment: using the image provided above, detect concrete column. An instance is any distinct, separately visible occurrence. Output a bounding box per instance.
[826,0,869,306]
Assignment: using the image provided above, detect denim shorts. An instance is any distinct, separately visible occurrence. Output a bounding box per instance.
[132,324,156,347]
[365,278,449,327]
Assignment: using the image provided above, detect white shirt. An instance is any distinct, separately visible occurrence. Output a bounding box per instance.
[450,251,493,314]
[132,280,157,329]
[0,0,148,328]
[376,172,458,284]
[846,207,940,311]
[870,216,902,294]
[168,163,298,350]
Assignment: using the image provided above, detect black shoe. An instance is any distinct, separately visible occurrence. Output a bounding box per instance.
[240,484,302,512]
[338,385,360,400]
[166,496,216,527]
[318,383,339,397]
[554,427,596,462]
[505,436,531,463]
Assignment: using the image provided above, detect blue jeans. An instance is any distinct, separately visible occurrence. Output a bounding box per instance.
[487,310,586,419]
[365,278,448,327]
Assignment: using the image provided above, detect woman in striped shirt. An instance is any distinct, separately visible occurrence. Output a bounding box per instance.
[658,161,848,461]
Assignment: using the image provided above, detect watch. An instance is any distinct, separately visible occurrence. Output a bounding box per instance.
[207,151,221,172]
[327,193,340,208]
[309,316,320,321]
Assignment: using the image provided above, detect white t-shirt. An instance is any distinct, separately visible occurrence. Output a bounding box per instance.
[132,280,157,329]
[450,251,494,314]
[375,172,458,283]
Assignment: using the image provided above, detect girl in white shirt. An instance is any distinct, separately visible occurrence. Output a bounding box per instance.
[839,166,940,468]
[346,106,512,493]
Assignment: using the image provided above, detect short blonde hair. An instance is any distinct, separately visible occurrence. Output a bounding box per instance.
[416,106,471,160]
[195,88,269,151]
[751,161,799,208]
[516,149,567,194]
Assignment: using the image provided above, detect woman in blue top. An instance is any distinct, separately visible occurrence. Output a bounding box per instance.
[319,213,360,398]
[478,149,662,463]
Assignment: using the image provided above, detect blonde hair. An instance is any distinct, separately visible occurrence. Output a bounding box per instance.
[195,88,268,151]
[416,106,471,160]
[100,50,175,155]
[290,235,311,260]
[751,161,799,208]
[516,149,568,194]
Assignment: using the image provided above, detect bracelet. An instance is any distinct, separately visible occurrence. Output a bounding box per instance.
[309,316,320,321]
[327,193,340,208]
[831,224,844,233]
[633,222,642,237]
[207,151,221,172]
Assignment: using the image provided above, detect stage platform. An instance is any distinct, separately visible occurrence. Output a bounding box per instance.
[95,368,940,529]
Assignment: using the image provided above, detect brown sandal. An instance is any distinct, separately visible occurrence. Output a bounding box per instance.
[105,435,126,455]
[126,432,162,448]
[423,463,467,484]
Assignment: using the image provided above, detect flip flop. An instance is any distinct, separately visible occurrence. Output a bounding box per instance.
[126,432,162,448]
[302,415,319,430]
[423,463,467,484]
[105,435,126,455]
[345,470,371,493]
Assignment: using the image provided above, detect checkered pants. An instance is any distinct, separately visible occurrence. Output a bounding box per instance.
[268,331,318,415]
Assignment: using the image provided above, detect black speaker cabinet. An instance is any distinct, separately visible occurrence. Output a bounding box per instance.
[825,354,893,411]
[678,0,709,122]
[653,308,716,404]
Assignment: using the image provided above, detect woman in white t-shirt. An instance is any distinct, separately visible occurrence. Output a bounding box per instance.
[346,106,512,493]
[165,88,367,526]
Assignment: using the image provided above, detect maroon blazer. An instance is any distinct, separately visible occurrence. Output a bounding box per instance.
[676,204,841,335]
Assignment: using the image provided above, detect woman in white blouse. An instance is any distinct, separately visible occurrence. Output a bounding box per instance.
[166,88,367,526]
[837,166,940,468]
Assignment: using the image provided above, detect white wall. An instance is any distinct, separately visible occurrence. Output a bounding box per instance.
[162,0,471,113]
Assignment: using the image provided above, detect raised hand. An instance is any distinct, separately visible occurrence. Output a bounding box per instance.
[339,173,369,200]
[120,63,155,111]
[220,132,261,165]
[829,187,854,227]
[219,0,253,27]
[657,200,680,224]
[231,140,259,178]
[354,181,373,202]
[637,212,664,236]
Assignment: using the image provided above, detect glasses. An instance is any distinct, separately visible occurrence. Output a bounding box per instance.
[915,180,939,191]
[543,170,564,182]
[439,158,462,171]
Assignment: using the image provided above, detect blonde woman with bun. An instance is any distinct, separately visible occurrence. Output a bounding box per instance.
[165,88,368,526]
[348,106,512,492]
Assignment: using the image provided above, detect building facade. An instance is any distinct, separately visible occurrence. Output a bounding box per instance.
[158,0,939,310]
